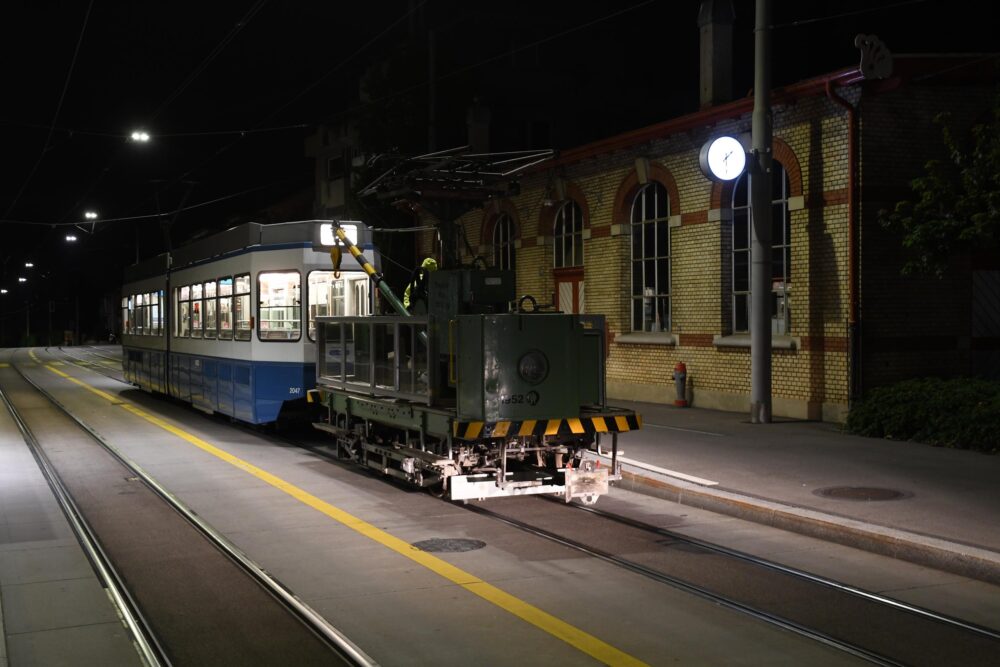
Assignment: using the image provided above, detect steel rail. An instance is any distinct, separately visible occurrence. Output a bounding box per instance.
[56,346,124,380]
[73,344,122,364]
[144,382,970,666]
[462,502,900,666]
[567,501,1000,642]
[11,355,379,667]
[48,345,995,658]
[0,381,168,667]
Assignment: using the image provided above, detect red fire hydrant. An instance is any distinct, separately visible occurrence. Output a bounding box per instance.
[673,361,688,407]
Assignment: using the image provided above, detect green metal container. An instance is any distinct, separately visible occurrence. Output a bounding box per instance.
[456,313,602,422]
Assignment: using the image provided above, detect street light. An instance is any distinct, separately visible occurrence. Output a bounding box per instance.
[66,234,78,242]
[84,211,98,220]
[130,130,151,143]
[18,277,27,283]
[0,288,7,294]
[25,262,34,268]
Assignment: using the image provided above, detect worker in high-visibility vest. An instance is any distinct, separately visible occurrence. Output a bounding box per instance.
[403,257,438,309]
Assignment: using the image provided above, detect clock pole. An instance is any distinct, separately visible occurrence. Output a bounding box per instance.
[749,0,773,423]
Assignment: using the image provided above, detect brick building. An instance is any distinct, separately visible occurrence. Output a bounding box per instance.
[401,54,998,422]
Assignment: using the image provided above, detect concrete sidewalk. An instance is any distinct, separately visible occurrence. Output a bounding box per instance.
[591,400,1000,585]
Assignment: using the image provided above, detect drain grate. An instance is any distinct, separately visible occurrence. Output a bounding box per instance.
[814,486,909,501]
[412,538,486,553]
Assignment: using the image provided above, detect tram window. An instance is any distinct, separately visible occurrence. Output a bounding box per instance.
[135,294,145,335]
[218,277,234,340]
[352,277,370,316]
[121,297,128,337]
[127,295,136,335]
[204,280,217,339]
[190,283,203,338]
[177,286,190,338]
[258,271,301,341]
[307,271,345,341]
[234,274,251,341]
[151,291,162,337]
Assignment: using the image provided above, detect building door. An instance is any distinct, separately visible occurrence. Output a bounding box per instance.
[554,268,584,314]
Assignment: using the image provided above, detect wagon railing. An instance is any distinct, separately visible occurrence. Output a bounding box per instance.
[316,316,434,405]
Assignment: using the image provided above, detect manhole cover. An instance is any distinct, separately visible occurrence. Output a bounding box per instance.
[412,538,486,553]
[814,486,909,501]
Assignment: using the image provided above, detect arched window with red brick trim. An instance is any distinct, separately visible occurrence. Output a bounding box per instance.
[492,213,516,271]
[552,200,584,313]
[630,182,671,332]
[731,161,792,334]
[553,201,584,268]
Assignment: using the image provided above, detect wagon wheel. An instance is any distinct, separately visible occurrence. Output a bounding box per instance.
[427,477,448,499]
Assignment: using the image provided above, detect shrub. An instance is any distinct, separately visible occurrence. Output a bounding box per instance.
[846,377,1000,453]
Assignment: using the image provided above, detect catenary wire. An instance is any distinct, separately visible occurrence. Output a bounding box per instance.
[53,0,271,228]
[2,0,94,220]
[770,0,931,30]
[318,0,656,126]
[150,0,270,120]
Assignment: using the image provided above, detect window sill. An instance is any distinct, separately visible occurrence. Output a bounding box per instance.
[712,334,800,350]
[616,332,677,346]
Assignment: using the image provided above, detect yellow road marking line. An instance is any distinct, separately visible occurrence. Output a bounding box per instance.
[0,363,9,368]
[43,363,647,667]
[47,366,126,404]
[29,349,41,363]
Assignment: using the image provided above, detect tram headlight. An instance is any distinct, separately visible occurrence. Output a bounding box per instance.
[518,350,549,385]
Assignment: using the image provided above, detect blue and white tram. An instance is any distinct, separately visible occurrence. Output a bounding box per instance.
[120,220,376,424]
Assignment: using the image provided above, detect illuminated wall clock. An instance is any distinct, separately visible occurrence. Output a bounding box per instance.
[699,135,747,181]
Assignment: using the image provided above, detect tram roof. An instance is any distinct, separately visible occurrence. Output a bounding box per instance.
[123,220,370,283]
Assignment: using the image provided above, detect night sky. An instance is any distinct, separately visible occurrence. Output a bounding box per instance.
[0,0,995,343]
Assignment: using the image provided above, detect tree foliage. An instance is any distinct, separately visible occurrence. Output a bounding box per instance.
[879,94,1000,277]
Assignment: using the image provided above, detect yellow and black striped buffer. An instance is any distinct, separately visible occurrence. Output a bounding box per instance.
[453,412,641,440]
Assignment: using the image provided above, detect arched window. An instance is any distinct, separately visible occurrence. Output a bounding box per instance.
[553,201,583,268]
[731,161,791,334]
[492,213,516,271]
[630,182,671,332]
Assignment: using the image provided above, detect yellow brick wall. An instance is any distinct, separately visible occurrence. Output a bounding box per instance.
[408,95,859,420]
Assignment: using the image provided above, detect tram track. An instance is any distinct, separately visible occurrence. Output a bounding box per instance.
[55,345,125,381]
[28,345,1000,665]
[1,349,376,666]
[0,368,166,666]
[256,424,1000,665]
[567,500,1000,641]
[75,344,122,364]
[465,496,1000,667]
